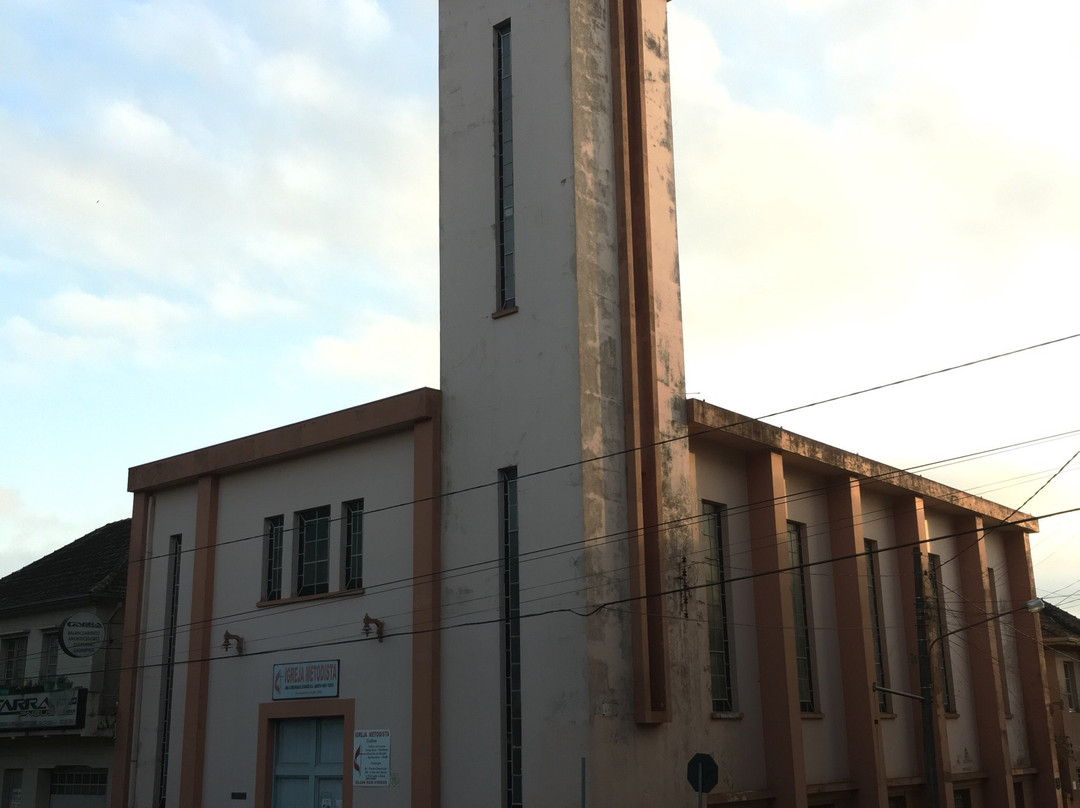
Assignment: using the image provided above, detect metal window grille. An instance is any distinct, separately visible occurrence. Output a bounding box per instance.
[40,631,59,685]
[987,567,1011,715]
[500,467,522,808]
[953,788,972,808]
[264,515,284,601]
[0,636,27,688]
[927,553,954,712]
[865,540,889,712]
[495,22,515,310]
[787,521,815,712]
[1066,662,1079,711]
[296,506,331,597]
[157,534,182,808]
[50,769,107,796]
[703,502,734,712]
[344,500,364,590]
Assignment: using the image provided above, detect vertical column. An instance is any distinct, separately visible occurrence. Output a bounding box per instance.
[110,493,150,808]
[412,415,442,808]
[610,0,669,724]
[747,451,807,808]
[179,475,219,808]
[826,477,887,807]
[954,515,1014,808]
[894,496,953,808]
[1004,530,1062,807]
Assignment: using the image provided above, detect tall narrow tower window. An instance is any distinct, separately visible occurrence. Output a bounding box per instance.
[703,502,734,712]
[495,22,515,310]
[500,467,522,807]
[157,534,182,807]
[864,539,890,712]
[787,521,815,712]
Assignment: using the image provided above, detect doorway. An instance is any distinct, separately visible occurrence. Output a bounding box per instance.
[272,716,344,808]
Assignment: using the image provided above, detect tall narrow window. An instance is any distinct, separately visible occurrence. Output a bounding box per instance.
[40,630,60,686]
[343,499,364,590]
[987,567,1011,715]
[927,553,955,712]
[500,467,522,808]
[865,540,890,712]
[787,521,815,712]
[296,506,331,597]
[264,515,284,601]
[157,534,182,808]
[1064,661,1079,711]
[703,502,734,712]
[0,635,27,688]
[495,22,515,310]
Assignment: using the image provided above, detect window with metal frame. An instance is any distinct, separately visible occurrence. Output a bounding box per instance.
[50,768,107,796]
[494,21,515,311]
[1065,661,1079,711]
[156,534,182,808]
[500,467,522,808]
[987,566,1011,716]
[39,630,60,685]
[865,539,890,712]
[264,515,284,601]
[927,553,955,712]
[953,787,972,808]
[787,521,815,712]
[296,506,331,597]
[703,502,734,712]
[0,635,27,688]
[343,499,364,591]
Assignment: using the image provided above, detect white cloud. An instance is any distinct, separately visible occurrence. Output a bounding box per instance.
[0,488,80,578]
[43,290,190,341]
[208,279,306,320]
[291,311,438,391]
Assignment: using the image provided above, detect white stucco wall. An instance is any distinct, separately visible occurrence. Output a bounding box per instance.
[859,487,920,780]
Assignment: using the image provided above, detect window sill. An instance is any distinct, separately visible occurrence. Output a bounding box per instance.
[257,587,365,608]
[944,711,960,720]
[710,711,743,720]
[491,306,518,319]
[800,711,825,720]
[877,711,897,720]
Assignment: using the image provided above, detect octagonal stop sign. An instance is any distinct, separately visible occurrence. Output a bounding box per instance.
[687,752,719,794]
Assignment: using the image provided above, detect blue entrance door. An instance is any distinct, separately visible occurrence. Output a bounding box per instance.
[272,717,343,808]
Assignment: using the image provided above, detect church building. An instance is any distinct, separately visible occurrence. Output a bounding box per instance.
[111,1,1061,807]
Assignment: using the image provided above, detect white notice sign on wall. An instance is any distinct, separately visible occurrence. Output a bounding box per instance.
[271,660,340,700]
[353,729,391,786]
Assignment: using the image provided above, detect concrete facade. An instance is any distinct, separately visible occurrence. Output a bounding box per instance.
[111,1,1063,807]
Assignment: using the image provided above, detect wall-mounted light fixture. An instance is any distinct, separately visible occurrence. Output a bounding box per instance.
[222,630,244,654]
[362,614,385,642]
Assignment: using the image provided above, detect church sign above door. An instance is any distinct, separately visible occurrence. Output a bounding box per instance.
[272,659,340,700]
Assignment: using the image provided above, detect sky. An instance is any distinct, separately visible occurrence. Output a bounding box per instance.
[1,0,1078,605]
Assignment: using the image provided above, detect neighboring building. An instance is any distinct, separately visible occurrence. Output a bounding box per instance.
[1042,603,1080,805]
[0,519,129,808]
[111,1,1062,807]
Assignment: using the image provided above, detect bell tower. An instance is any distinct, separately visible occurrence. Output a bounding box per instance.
[439,0,694,804]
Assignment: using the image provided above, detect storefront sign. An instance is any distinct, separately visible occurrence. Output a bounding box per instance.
[0,687,86,731]
[352,729,391,786]
[271,660,340,700]
[59,612,107,658]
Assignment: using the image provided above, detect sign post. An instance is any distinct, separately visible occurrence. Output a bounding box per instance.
[686,753,719,808]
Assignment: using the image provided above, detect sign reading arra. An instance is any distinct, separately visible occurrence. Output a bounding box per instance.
[272,660,340,700]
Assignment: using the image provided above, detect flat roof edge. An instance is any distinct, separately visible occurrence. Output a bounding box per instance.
[687,398,1036,531]
[129,387,440,492]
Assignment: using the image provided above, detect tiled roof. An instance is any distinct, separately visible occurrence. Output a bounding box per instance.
[1041,601,1080,642]
[0,519,130,614]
